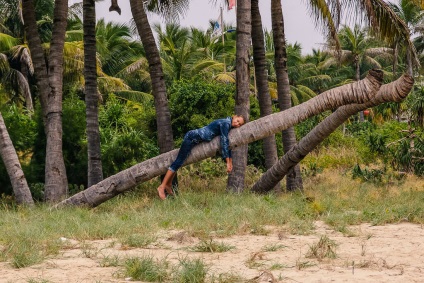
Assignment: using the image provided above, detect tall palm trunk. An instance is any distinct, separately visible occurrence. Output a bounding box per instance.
[0,112,34,205]
[227,0,251,193]
[271,0,302,191]
[251,0,279,175]
[129,0,177,190]
[22,0,69,202]
[84,0,103,187]
[57,70,383,208]
[129,0,174,155]
[252,74,413,193]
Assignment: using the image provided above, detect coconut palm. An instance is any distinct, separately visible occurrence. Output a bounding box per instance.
[251,0,279,176]
[0,36,34,111]
[22,0,69,202]
[56,70,386,207]
[271,0,303,191]
[226,0,251,193]
[389,0,424,75]
[83,0,102,186]
[252,74,413,193]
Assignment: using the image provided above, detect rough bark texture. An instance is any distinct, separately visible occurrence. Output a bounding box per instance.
[129,0,178,191]
[0,112,34,205]
[43,0,69,202]
[129,0,174,155]
[22,0,49,119]
[227,0,251,193]
[56,70,383,208]
[251,74,414,193]
[23,0,69,202]
[251,0,279,173]
[271,0,302,191]
[84,0,103,187]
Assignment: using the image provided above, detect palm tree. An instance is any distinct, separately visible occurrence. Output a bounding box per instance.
[129,0,189,193]
[56,69,386,207]
[389,0,424,76]
[227,0,251,193]
[251,0,279,178]
[83,0,103,187]
[0,38,34,111]
[271,0,303,191]
[154,23,192,81]
[0,111,34,205]
[252,74,413,193]
[22,0,69,202]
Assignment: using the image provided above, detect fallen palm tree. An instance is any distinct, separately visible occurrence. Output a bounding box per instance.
[251,74,414,193]
[56,69,383,208]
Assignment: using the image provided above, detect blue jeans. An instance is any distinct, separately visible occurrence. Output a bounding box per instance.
[169,130,202,172]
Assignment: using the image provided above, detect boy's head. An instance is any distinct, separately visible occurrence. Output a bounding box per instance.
[232,115,245,128]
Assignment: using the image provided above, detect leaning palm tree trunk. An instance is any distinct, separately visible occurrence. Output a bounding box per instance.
[251,0,279,174]
[84,0,103,186]
[252,74,413,193]
[0,112,34,205]
[271,0,302,191]
[56,70,382,208]
[227,0,251,193]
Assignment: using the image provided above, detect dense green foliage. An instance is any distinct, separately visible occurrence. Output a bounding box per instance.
[0,0,423,200]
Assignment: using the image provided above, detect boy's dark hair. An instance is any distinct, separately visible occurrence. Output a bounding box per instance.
[234,114,246,123]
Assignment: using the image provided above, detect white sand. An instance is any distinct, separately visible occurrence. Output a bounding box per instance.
[2,221,424,283]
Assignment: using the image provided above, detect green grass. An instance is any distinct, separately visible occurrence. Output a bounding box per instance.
[0,168,423,269]
[124,256,169,282]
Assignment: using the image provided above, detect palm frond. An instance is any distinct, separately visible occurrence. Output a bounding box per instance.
[307,0,341,51]
[0,33,18,50]
[214,72,235,83]
[113,90,152,104]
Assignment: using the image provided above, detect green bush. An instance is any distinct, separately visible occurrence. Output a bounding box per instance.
[169,79,236,138]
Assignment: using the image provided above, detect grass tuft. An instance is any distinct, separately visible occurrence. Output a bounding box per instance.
[189,239,234,253]
[173,257,208,283]
[123,255,169,282]
[306,235,338,261]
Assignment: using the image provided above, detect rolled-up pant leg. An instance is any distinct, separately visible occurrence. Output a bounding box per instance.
[169,130,201,172]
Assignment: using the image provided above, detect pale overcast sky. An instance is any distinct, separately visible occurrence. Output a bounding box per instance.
[86,0,397,55]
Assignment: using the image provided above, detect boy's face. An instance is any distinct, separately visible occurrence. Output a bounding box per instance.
[232,116,244,128]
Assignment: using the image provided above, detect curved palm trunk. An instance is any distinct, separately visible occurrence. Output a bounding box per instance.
[56,70,382,208]
[271,0,302,191]
[22,0,49,118]
[129,0,177,191]
[129,0,174,155]
[84,0,103,187]
[252,74,413,193]
[251,0,279,174]
[22,0,69,202]
[355,57,365,122]
[406,48,413,76]
[0,112,34,205]
[227,0,251,193]
[393,41,398,77]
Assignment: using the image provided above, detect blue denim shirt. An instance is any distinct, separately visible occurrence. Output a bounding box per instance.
[195,116,232,159]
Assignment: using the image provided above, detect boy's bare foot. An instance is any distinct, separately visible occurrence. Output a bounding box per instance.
[157,185,173,200]
[157,185,167,200]
[165,186,174,197]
